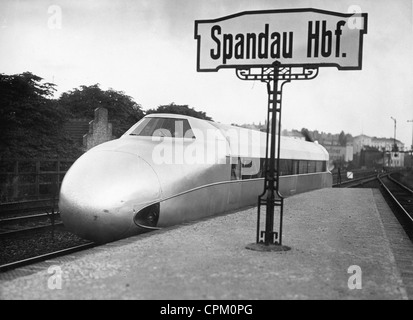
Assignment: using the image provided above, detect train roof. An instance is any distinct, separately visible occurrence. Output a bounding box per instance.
[131,114,329,161]
[209,120,328,161]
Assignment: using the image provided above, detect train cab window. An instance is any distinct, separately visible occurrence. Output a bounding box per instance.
[129,117,195,138]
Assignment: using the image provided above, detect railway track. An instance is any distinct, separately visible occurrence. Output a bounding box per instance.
[0,197,62,237]
[334,170,413,226]
[376,172,413,298]
[0,211,61,237]
[0,222,64,238]
[0,242,96,272]
[0,198,58,217]
[378,173,413,225]
[0,200,93,271]
[332,172,380,188]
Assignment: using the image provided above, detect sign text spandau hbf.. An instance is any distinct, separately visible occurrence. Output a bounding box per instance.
[195,9,367,70]
[210,20,348,64]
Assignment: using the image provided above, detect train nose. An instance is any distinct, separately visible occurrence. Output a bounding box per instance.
[59,150,161,243]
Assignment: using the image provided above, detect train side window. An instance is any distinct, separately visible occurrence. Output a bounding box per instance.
[308,161,316,173]
[298,160,307,174]
[241,158,252,179]
[287,159,293,175]
[277,159,283,176]
[292,160,299,175]
[259,158,266,178]
[278,159,285,176]
[315,161,321,172]
[241,157,262,179]
[231,157,241,180]
[279,159,293,176]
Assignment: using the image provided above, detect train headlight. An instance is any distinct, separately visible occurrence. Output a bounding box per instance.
[134,203,160,230]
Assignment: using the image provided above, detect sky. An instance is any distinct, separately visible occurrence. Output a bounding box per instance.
[1,0,412,148]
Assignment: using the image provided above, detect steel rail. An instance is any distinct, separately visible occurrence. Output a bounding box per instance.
[388,174,413,194]
[0,198,59,206]
[378,174,413,224]
[0,222,64,238]
[0,212,60,223]
[0,242,96,272]
[0,199,59,225]
[332,173,380,188]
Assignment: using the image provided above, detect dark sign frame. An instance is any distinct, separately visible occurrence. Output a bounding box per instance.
[195,8,368,72]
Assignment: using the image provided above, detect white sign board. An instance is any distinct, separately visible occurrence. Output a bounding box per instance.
[195,8,367,71]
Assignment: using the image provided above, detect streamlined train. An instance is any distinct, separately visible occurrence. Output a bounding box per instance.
[59,114,332,243]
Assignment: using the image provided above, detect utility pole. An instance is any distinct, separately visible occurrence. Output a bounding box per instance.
[408,119,413,169]
[390,117,397,151]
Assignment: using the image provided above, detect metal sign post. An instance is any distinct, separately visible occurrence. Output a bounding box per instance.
[195,8,367,252]
[237,64,319,251]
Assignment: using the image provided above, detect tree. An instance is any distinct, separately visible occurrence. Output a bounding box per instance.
[338,131,347,146]
[300,128,314,142]
[0,72,76,158]
[146,103,212,121]
[312,130,320,141]
[57,84,144,137]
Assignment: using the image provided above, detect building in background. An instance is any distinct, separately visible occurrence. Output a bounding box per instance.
[371,137,404,152]
[353,134,372,154]
[63,107,115,152]
[353,134,404,153]
[353,134,405,168]
[389,151,404,167]
[322,144,354,164]
[83,108,115,151]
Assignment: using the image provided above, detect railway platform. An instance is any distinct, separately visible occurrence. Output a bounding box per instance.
[1,188,412,300]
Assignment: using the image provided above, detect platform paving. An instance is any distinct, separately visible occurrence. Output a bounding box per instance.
[0,188,409,300]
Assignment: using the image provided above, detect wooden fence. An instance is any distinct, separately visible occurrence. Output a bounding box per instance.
[0,159,75,203]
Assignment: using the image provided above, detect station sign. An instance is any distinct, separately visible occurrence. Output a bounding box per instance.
[195,8,367,71]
